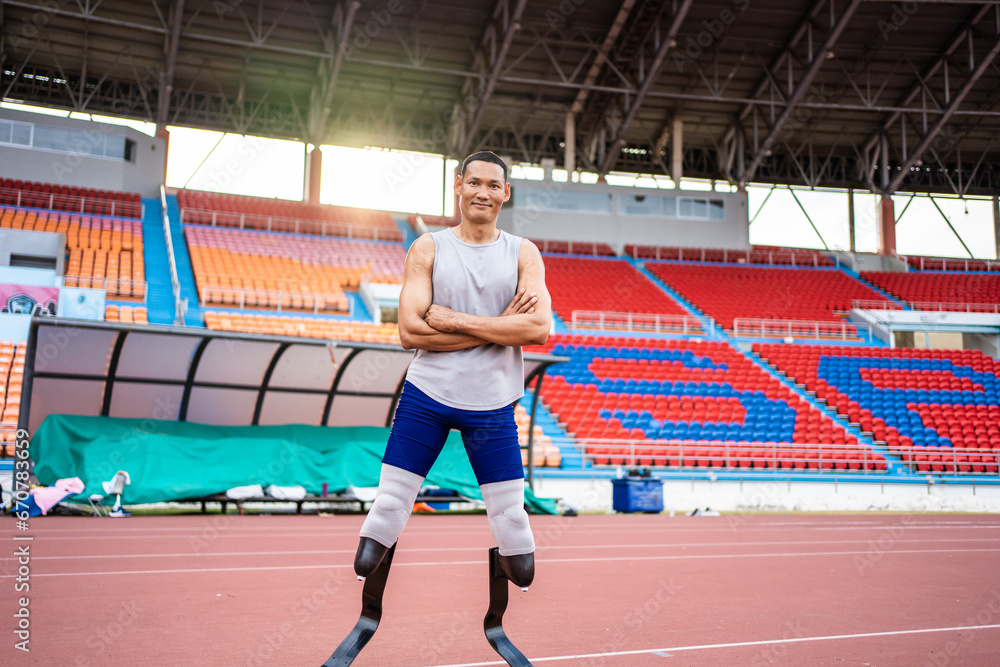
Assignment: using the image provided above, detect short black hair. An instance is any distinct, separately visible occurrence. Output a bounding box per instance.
[461,150,508,183]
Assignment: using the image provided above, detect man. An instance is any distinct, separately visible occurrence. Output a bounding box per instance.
[353,150,552,588]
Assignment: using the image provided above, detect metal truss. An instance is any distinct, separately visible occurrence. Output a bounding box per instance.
[449,0,528,158]
[2,0,999,198]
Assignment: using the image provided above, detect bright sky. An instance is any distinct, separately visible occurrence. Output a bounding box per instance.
[3,102,996,259]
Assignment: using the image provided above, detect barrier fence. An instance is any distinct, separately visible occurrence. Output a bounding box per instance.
[904,256,1000,272]
[549,438,999,476]
[906,301,1000,314]
[0,186,142,218]
[180,208,402,241]
[732,318,870,340]
[571,310,706,335]
[531,239,615,255]
[852,299,999,314]
[630,245,836,267]
[851,299,905,310]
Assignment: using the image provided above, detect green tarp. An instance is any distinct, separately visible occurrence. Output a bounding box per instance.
[30,415,557,514]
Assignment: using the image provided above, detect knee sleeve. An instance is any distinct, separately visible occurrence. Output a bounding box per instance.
[481,479,534,556]
[359,464,424,547]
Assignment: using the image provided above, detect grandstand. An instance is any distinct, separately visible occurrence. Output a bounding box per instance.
[861,271,1000,313]
[646,261,887,333]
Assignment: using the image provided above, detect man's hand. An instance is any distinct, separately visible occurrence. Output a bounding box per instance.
[501,287,538,317]
[424,305,464,333]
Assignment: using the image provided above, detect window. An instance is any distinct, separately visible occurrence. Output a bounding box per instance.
[0,119,131,160]
[678,197,725,220]
[0,120,32,147]
[520,187,612,214]
[619,195,677,217]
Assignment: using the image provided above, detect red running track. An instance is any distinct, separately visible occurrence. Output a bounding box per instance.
[3,513,1000,666]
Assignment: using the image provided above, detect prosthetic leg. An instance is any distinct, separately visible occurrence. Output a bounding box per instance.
[484,547,534,667]
[321,542,397,667]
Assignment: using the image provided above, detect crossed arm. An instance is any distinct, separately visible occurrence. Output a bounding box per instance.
[397,234,552,351]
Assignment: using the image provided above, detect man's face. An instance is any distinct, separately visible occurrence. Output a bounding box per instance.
[455,160,511,224]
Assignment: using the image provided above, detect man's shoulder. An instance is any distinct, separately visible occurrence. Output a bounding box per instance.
[406,233,436,269]
[410,233,436,253]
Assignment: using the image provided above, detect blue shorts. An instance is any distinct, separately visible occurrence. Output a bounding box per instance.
[383,381,524,485]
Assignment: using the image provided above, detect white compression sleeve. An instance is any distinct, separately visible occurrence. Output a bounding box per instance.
[358,464,425,547]
[481,479,535,556]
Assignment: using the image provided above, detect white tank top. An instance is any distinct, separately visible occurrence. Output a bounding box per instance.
[405,228,524,410]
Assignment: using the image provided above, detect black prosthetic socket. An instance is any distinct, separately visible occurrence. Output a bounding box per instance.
[353,537,390,579]
[495,552,534,589]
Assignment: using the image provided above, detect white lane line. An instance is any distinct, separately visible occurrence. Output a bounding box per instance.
[0,515,1000,541]
[5,547,999,578]
[6,522,1000,542]
[6,537,1000,562]
[424,623,1000,666]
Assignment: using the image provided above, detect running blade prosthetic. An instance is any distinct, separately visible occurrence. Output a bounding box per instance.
[484,547,533,667]
[321,542,396,667]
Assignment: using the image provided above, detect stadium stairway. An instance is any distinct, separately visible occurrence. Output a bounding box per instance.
[742,345,905,475]
[163,194,203,327]
[836,263,907,308]
[393,216,418,247]
[140,197,178,325]
[523,387,585,469]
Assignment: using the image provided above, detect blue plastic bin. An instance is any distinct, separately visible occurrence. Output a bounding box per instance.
[611,477,664,513]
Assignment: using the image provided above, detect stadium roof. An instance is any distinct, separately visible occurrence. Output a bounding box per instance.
[2,0,999,195]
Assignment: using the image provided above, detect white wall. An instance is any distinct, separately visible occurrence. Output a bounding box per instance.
[0,231,66,275]
[0,108,164,197]
[497,179,750,250]
[533,476,1000,513]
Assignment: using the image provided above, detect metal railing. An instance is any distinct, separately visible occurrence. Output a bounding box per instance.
[851,299,905,310]
[198,286,351,314]
[179,208,402,241]
[0,186,142,218]
[555,438,999,476]
[571,310,705,335]
[732,318,871,340]
[532,239,615,255]
[904,256,1000,272]
[905,301,1000,314]
[161,186,187,325]
[630,245,837,267]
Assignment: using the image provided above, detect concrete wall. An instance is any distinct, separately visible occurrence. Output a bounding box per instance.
[532,475,1000,513]
[848,252,909,273]
[497,179,749,250]
[964,332,1000,359]
[0,230,66,275]
[0,314,32,342]
[0,107,164,197]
